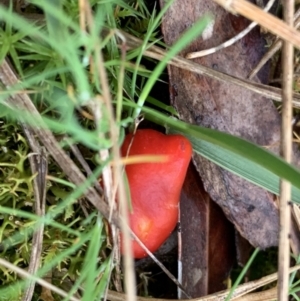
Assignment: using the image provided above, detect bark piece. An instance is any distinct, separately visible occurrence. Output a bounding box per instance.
[180,164,235,297]
[208,199,235,294]
[160,0,281,248]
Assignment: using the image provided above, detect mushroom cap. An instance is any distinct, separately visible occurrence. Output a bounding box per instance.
[121,129,192,258]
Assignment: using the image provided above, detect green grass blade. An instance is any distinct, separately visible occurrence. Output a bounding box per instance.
[142,106,300,202]
[81,220,104,301]
[225,248,260,301]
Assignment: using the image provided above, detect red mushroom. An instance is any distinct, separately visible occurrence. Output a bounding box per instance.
[121,129,192,258]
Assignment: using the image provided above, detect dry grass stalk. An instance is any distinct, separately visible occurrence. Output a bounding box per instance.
[278,0,294,300]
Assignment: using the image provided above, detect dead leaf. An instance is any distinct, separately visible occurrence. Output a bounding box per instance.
[160,0,281,249]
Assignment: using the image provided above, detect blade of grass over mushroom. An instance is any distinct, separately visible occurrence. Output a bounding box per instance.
[141,106,300,202]
[131,13,213,120]
[117,154,169,165]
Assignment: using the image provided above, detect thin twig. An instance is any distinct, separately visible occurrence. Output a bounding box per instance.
[21,148,47,301]
[20,125,47,301]
[177,207,183,299]
[129,228,191,298]
[278,0,294,300]
[66,140,104,195]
